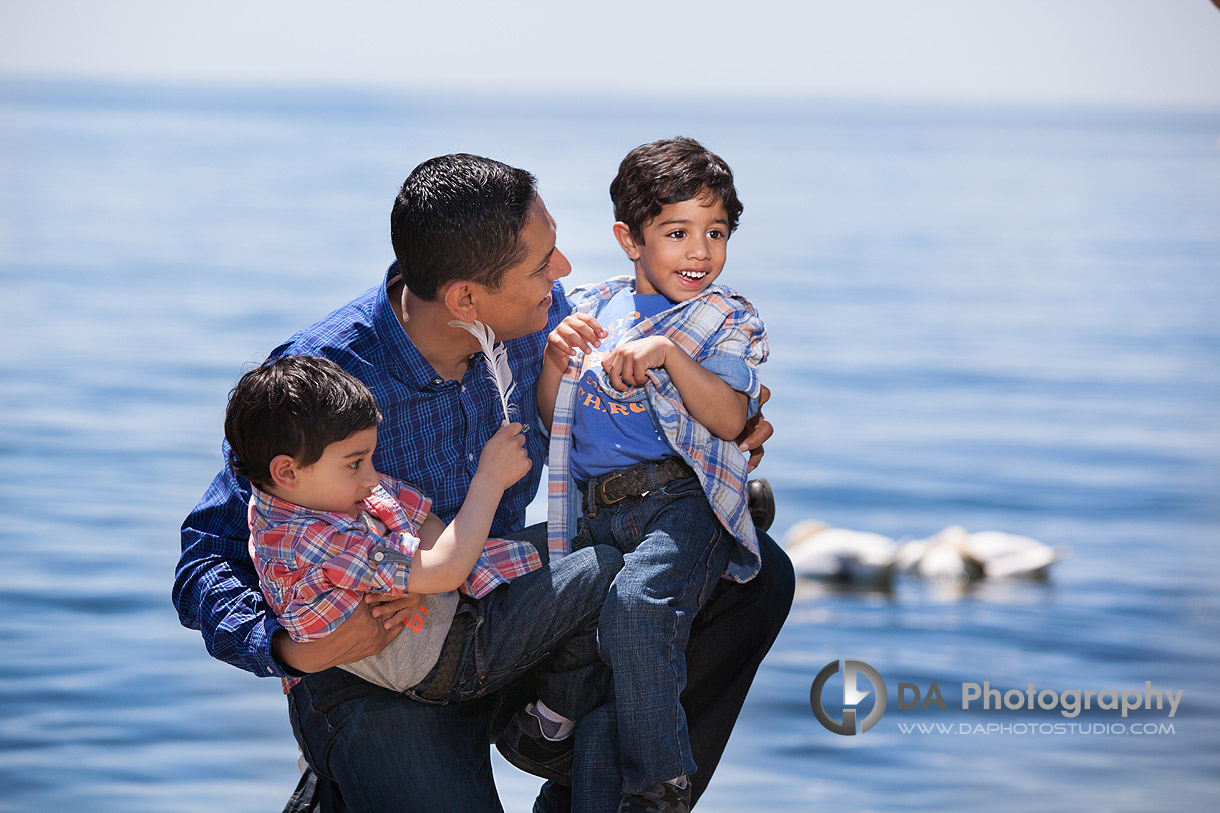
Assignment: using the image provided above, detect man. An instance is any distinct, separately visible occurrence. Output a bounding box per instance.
[174,153,794,812]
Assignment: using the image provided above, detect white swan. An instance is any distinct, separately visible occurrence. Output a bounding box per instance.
[896,525,1065,583]
[782,519,900,586]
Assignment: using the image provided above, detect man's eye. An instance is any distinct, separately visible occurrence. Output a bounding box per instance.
[350,459,362,469]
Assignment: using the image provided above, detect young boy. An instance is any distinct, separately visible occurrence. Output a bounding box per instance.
[537,137,769,813]
[225,354,623,785]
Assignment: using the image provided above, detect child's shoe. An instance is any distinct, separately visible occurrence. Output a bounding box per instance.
[617,776,691,813]
[495,702,573,786]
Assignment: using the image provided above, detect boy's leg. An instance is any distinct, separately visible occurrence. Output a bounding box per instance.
[509,521,795,807]
[440,544,623,717]
[288,668,504,813]
[682,526,795,804]
[596,481,735,794]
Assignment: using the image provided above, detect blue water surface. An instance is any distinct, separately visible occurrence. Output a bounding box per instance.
[1,80,1218,812]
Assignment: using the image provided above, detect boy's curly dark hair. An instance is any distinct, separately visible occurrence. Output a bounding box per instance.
[224,355,382,489]
[609,136,743,243]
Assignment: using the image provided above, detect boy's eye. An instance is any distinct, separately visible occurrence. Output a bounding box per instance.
[708,229,724,240]
[667,230,686,239]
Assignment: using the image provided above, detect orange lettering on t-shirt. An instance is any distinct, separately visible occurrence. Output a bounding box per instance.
[629,402,648,413]
[404,606,429,633]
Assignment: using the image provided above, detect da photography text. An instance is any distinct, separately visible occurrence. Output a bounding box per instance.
[809,659,1184,736]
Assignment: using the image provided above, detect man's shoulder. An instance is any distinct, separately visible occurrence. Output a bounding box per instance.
[275,284,383,357]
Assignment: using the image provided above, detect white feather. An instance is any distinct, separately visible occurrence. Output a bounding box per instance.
[449,320,517,423]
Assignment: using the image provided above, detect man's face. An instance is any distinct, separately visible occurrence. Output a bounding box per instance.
[473,195,571,341]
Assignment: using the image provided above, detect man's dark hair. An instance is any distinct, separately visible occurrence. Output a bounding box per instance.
[224,355,382,489]
[610,136,743,243]
[390,153,539,301]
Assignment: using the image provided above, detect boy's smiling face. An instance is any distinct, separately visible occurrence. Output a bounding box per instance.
[271,426,381,518]
[615,193,729,303]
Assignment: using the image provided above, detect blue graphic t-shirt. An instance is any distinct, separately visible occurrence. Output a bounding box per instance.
[569,290,676,483]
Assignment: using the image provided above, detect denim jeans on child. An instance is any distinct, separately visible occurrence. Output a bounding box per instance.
[406,544,621,720]
[288,543,622,813]
[570,472,735,794]
[285,522,794,813]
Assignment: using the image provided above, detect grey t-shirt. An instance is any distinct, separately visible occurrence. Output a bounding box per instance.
[335,509,460,692]
[338,588,459,692]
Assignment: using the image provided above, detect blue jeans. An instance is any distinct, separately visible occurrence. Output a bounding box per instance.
[569,475,734,794]
[288,544,623,813]
[406,545,618,720]
[285,522,795,812]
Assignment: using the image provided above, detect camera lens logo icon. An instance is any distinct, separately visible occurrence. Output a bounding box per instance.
[810,659,887,735]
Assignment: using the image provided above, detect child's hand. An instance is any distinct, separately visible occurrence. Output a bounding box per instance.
[601,336,675,391]
[545,313,607,370]
[476,422,531,490]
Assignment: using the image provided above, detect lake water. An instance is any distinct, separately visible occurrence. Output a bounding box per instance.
[1,79,1218,812]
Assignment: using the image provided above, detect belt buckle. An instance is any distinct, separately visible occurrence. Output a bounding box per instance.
[597,471,628,505]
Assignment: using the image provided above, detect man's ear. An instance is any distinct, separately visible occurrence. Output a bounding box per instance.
[268,454,299,491]
[442,279,478,322]
[612,222,641,261]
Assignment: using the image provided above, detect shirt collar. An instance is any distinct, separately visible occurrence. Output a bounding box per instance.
[250,485,364,530]
[371,262,450,390]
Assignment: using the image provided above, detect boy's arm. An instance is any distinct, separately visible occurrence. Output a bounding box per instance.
[406,422,532,592]
[537,312,607,430]
[602,335,749,441]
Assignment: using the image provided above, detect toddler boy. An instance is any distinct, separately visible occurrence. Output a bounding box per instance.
[538,137,768,813]
[226,354,622,785]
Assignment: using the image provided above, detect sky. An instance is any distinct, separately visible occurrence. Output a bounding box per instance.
[1,0,1219,109]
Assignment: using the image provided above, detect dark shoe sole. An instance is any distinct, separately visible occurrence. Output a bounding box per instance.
[747,477,775,532]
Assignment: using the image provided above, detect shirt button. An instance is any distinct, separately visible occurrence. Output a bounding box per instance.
[467,453,474,462]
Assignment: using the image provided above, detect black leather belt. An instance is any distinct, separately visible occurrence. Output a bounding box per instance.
[414,598,475,701]
[587,457,695,507]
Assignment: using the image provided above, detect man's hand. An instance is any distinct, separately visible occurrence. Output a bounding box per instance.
[736,384,773,472]
[366,590,424,629]
[271,598,405,674]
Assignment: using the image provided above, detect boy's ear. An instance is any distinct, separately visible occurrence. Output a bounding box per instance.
[268,454,299,491]
[613,222,641,261]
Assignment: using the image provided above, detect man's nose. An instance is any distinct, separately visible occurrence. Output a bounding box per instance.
[549,248,573,281]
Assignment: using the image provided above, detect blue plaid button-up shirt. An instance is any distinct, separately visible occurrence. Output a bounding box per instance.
[546,276,769,584]
[174,263,570,679]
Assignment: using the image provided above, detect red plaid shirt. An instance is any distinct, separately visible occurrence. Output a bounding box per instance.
[248,474,541,687]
